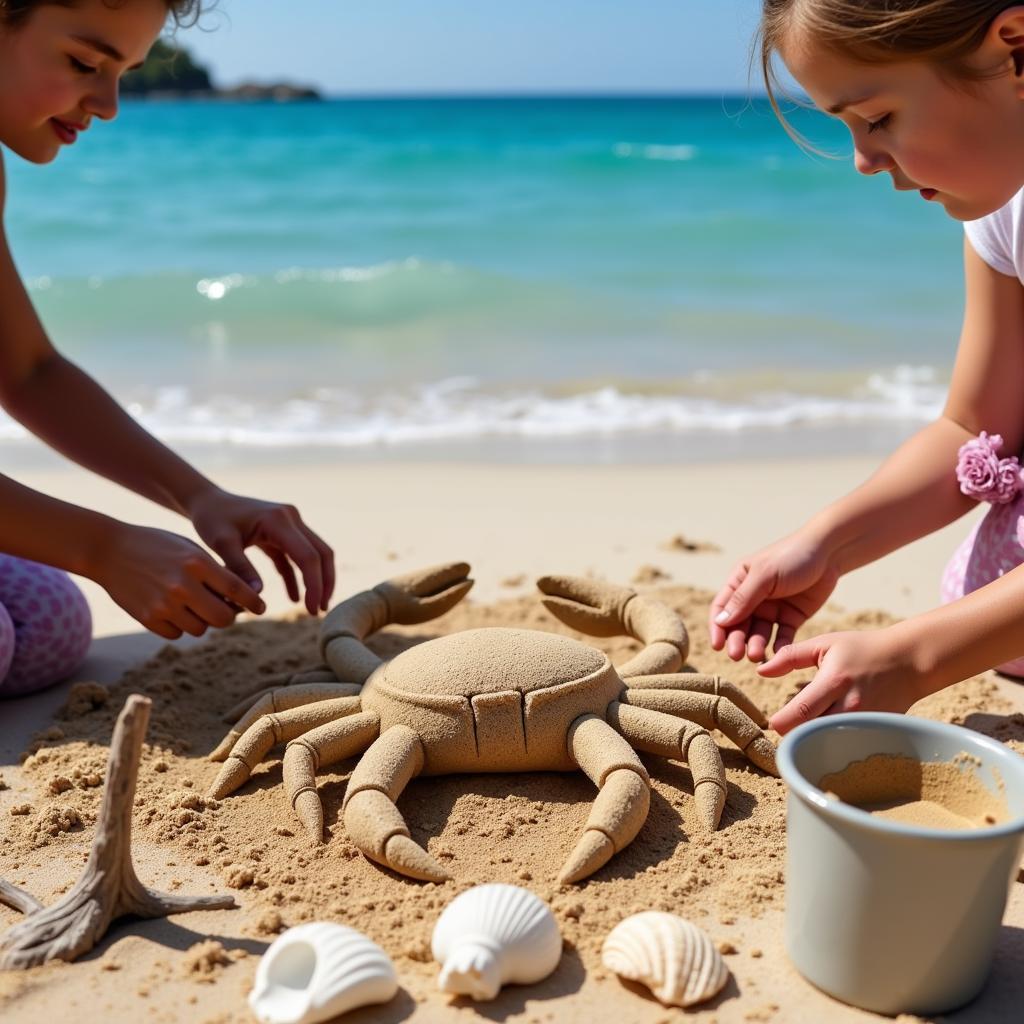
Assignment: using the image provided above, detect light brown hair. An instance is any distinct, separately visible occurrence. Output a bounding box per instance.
[757,1,1015,144]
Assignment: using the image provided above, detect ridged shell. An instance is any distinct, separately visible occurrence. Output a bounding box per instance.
[249,922,398,1024]
[432,884,562,1000]
[601,912,728,1008]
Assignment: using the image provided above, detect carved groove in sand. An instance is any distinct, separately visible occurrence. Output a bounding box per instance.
[209,564,777,884]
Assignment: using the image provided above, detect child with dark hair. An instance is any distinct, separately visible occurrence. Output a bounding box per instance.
[0,0,335,696]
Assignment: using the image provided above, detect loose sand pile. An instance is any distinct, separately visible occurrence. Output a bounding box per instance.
[0,583,1020,1023]
[821,753,1010,830]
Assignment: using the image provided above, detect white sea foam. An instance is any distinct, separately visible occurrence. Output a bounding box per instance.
[613,143,697,162]
[0,366,945,450]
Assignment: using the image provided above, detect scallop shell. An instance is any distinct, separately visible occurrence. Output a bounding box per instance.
[431,883,562,1000]
[601,911,728,1008]
[249,922,398,1024]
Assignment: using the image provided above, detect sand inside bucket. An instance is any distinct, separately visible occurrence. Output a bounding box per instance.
[818,752,1009,830]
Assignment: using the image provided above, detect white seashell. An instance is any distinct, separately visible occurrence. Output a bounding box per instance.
[431,883,562,1001]
[601,911,729,1008]
[249,922,398,1024]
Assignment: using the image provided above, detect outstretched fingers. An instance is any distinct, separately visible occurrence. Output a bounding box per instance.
[757,637,824,678]
[767,678,843,736]
[258,518,330,616]
[759,636,845,736]
[711,561,796,662]
[709,561,752,650]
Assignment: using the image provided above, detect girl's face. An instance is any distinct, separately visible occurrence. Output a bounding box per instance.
[0,0,167,164]
[780,28,1024,221]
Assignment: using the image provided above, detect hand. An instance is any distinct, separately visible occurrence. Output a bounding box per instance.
[709,532,840,663]
[757,628,926,735]
[187,488,335,616]
[90,524,266,639]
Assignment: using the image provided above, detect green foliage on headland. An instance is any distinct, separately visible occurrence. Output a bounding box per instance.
[121,40,213,95]
[121,40,322,102]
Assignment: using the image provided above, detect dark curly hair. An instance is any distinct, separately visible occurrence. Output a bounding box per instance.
[0,0,205,28]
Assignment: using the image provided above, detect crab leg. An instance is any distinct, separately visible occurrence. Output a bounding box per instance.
[342,724,448,882]
[224,667,341,721]
[623,673,768,728]
[621,688,777,776]
[537,575,688,676]
[208,697,362,799]
[283,712,381,841]
[210,684,363,762]
[559,713,651,884]
[609,701,727,830]
[321,562,473,682]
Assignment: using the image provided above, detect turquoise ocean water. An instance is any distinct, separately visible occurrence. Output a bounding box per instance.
[2,97,965,463]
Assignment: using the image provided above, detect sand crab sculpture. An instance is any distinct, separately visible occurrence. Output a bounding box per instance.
[209,563,777,884]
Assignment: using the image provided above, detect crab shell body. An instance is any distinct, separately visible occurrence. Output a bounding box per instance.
[359,628,625,775]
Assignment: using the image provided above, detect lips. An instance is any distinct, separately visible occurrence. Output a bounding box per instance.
[51,118,85,144]
[919,188,938,201]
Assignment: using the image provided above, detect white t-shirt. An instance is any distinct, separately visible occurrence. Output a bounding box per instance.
[964,189,1024,280]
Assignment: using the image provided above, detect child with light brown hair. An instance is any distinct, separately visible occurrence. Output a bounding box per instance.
[710,1,1024,733]
[0,0,334,696]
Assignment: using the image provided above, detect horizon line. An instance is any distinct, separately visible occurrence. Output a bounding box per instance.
[306,89,771,100]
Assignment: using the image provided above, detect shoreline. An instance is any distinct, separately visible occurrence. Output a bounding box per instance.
[0,420,930,471]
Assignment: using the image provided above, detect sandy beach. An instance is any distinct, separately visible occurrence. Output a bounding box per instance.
[1,453,1021,1024]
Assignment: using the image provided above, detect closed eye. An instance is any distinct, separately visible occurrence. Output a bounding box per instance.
[69,55,97,74]
[867,114,892,134]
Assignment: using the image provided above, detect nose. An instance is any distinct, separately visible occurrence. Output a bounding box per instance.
[853,138,894,177]
[83,77,119,122]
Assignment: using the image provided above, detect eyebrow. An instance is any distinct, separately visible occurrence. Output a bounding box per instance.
[71,34,146,70]
[826,94,878,115]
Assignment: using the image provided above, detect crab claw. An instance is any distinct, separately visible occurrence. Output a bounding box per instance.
[377,561,474,624]
[320,562,475,683]
[538,574,688,674]
[537,575,635,637]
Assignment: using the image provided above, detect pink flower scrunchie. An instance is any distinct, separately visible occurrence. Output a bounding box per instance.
[956,432,1024,504]
[956,432,1024,551]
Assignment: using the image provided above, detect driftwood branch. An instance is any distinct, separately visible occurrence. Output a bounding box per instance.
[0,694,235,970]
[0,881,43,916]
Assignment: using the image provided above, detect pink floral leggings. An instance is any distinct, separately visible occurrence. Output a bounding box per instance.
[941,496,1024,678]
[0,555,92,698]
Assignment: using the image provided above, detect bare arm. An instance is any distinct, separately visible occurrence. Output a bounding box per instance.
[0,154,333,625]
[809,237,1024,573]
[0,471,119,573]
[711,237,1024,659]
[0,168,218,518]
[754,242,1024,731]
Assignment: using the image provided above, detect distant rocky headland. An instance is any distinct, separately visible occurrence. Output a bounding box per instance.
[122,40,322,102]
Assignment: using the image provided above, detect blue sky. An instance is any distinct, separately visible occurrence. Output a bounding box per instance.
[180,1,765,96]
